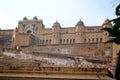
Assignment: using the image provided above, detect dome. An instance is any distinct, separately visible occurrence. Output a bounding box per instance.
[33,16,38,20]
[76,19,84,26]
[52,20,61,27]
[103,18,110,24]
[23,16,27,20]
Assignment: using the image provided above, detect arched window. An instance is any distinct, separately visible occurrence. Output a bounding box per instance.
[84,38,86,43]
[100,38,102,42]
[49,40,51,44]
[88,38,90,43]
[27,30,32,34]
[92,38,94,43]
[60,39,62,44]
[66,39,68,44]
[105,32,107,36]
[39,40,41,45]
[96,38,98,43]
[42,40,44,45]
[70,39,71,44]
[64,39,65,44]
[73,39,75,43]
[46,40,48,44]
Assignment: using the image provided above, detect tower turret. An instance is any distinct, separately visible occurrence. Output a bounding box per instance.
[52,20,61,27]
[52,20,61,44]
[75,19,85,43]
[102,18,112,28]
[102,18,112,42]
[33,16,38,20]
[23,16,27,20]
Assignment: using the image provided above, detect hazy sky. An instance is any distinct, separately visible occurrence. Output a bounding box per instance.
[0,0,119,29]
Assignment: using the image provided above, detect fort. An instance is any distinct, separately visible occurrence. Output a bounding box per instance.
[0,16,119,61]
[0,16,117,79]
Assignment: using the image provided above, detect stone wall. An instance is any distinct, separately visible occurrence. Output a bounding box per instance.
[22,43,113,57]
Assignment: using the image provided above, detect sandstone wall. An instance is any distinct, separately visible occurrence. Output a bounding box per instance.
[22,43,113,57]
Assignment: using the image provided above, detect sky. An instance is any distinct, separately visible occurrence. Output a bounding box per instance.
[0,0,119,29]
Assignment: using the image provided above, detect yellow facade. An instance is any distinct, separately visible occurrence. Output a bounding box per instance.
[14,17,112,46]
[11,28,37,48]
[10,17,115,57]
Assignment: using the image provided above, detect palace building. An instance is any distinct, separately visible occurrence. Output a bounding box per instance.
[12,16,112,46]
[0,16,120,61]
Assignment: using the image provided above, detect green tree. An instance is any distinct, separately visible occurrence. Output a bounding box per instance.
[101,4,120,80]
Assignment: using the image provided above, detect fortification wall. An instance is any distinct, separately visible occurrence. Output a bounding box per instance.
[22,43,113,57]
